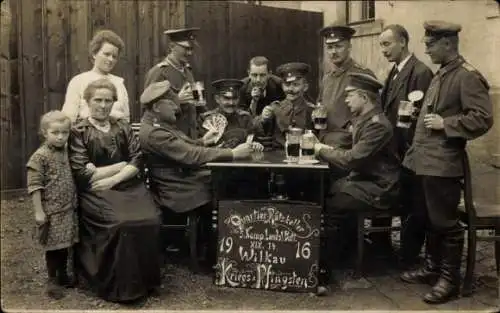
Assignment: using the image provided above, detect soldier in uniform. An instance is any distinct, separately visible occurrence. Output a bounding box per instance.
[318,24,376,148]
[314,72,400,295]
[144,27,203,139]
[377,24,434,264]
[317,25,377,251]
[199,79,265,199]
[138,80,255,265]
[399,21,493,304]
[256,62,315,148]
[199,79,259,148]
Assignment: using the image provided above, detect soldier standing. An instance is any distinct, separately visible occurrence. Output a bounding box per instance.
[399,21,493,304]
[144,27,203,139]
[318,24,376,148]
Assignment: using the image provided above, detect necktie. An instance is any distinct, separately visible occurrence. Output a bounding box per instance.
[392,66,399,80]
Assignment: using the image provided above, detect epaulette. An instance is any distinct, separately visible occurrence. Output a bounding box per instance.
[462,62,477,72]
[353,61,368,70]
[156,61,168,68]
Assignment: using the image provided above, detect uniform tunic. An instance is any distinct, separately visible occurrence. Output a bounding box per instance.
[257,97,315,148]
[69,118,161,302]
[26,144,79,251]
[319,58,375,148]
[403,56,493,177]
[198,107,256,148]
[139,111,234,213]
[144,55,199,139]
[319,109,400,210]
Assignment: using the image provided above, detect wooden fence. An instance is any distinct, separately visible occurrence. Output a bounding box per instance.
[1,0,323,191]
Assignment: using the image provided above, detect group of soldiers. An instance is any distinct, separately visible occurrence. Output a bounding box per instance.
[136,20,493,304]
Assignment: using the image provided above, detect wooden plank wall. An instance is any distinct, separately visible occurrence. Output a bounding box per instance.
[3,0,323,190]
[2,0,185,190]
[185,1,323,105]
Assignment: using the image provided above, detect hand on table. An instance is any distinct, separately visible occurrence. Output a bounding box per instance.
[232,143,253,159]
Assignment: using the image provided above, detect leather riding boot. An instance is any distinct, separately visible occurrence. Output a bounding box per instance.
[423,228,464,304]
[400,231,441,285]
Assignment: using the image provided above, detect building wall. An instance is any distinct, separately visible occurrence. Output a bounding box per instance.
[298,0,500,166]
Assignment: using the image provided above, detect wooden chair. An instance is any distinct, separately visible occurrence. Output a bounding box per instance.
[130,122,201,272]
[328,207,402,278]
[459,151,500,296]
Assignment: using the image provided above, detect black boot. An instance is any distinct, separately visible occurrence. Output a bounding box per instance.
[400,231,441,285]
[423,228,464,304]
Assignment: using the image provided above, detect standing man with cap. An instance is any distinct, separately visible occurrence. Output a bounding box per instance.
[400,21,493,304]
[256,62,315,148]
[138,80,255,266]
[314,72,400,295]
[144,27,202,139]
[377,24,434,264]
[318,24,376,149]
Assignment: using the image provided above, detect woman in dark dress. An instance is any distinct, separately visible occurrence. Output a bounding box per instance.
[69,78,161,302]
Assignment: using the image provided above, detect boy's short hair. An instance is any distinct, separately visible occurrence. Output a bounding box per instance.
[248,56,270,70]
[39,110,71,137]
[83,78,118,103]
[89,29,125,59]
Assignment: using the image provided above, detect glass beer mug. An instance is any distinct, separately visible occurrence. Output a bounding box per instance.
[285,127,302,163]
[300,130,316,162]
[312,102,327,130]
[191,81,206,107]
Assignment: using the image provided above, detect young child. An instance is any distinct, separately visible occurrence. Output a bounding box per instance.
[26,110,79,300]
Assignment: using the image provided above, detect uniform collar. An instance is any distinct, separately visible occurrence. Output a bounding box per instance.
[353,107,381,125]
[437,55,463,77]
[331,57,354,74]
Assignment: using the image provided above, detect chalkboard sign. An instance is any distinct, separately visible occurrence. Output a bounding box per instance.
[214,200,321,292]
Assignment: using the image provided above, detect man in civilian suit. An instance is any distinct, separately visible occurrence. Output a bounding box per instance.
[377,24,434,265]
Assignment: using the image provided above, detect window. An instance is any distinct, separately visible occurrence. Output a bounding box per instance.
[346,0,375,24]
[486,0,500,18]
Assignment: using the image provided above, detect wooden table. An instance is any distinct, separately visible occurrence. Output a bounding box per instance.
[206,150,329,292]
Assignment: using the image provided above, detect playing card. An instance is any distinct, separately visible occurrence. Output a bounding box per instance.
[202,118,215,131]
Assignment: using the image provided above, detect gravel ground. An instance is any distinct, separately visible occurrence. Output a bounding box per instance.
[1,157,498,311]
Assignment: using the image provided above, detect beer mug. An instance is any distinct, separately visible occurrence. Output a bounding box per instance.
[300,130,316,162]
[312,102,327,130]
[191,81,206,106]
[397,100,414,128]
[285,127,302,163]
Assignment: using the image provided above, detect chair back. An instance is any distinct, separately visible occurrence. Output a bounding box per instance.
[462,151,478,221]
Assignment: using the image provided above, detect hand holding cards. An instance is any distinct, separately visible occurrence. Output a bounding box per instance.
[202,113,227,143]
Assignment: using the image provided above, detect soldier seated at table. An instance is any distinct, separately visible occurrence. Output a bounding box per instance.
[138,80,256,264]
[198,79,266,199]
[253,62,319,201]
[313,73,400,294]
[255,62,315,149]
[199,79,261,148]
